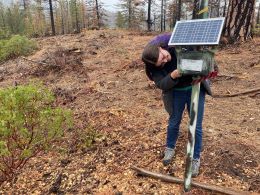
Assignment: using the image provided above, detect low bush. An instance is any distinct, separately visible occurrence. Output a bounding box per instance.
[80,125,104,148]
[252,24,260,37]
[0,35,37,62]
[0,83,72,182]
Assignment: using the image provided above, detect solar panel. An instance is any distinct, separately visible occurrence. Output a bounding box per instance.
[168,18,225,46]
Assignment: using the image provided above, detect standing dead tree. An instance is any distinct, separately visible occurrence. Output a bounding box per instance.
[48,0,56,35]
[223,0,256,42]
[147,0,152,31]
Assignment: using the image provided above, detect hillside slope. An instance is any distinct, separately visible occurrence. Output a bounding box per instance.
[0,30,259,194]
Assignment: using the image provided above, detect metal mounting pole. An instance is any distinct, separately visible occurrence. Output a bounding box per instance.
[183,0,208,192]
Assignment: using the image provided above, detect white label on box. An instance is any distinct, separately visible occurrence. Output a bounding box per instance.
[180,59,203,72]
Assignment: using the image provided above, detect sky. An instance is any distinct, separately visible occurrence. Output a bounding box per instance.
[2,0,121,12]
[101,0,121,12]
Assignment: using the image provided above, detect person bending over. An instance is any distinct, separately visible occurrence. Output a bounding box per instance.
[142,33,216,177]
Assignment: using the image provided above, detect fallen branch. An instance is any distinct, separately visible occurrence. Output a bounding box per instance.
[21,56,56,67]
[131,166,252,195]
[249,92,260,98]
[217,74,238,79]
[213,87,260,98]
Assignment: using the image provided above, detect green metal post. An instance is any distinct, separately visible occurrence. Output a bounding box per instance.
[198,0,209,19]
[183,0,208,192]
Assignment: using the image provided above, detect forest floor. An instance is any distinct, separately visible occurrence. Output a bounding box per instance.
[0,29,259,194]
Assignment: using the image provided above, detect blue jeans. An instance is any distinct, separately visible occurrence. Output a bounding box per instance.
[166,88,205,159]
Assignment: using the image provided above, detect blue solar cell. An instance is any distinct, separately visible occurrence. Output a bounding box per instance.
[168,18,225,46]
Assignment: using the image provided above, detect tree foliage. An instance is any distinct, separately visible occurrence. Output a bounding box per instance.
[116,11,126,28]
[0,0,106,37]
[117,0,146,30]
[0,0,258,42]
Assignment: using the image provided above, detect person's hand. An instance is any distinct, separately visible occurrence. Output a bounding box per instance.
[170,69,181,79]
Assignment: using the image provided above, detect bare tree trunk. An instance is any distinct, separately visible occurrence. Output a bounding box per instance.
[223,0,256,42]
[153,13,156,31]
[163,0,166,31]
[160,0,166,31]
[128,0,132,29]
[217,0,220,17]
[60,1,65,34]
[75,0,80,33]
[170,0,177,28]
[81,0,86,28]
[161,0,163,31]
[23,0,28,10]
[61,15,65,34]
[95,0,100,28]
[177,0,181,21]
[49,0,56,35]
[66,0,70,33]
[209,0,220,17]
[147,0,152,31]
[223,0,228,17]
[192,0,200,19]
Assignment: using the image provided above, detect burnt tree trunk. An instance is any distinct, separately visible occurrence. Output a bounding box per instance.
[81,0,86,28]
[49,0,56,35]
[23,0,28,10]
[223,0,228,17]
[128,0,133,29]
[163,1,166,31]
[223,0,256,42]
[95,0,100,28]
[147,0,152,31]
[75,0,80,33]
[177,0,181,21]
[60,1,65,34]
[161,0,163,31]
[160,0,166,31]
[192,0,200,19]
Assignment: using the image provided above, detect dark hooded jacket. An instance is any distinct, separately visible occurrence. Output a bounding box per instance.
[145,33,212,115]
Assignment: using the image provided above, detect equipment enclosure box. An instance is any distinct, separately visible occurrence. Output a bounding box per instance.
[177,50,215,76]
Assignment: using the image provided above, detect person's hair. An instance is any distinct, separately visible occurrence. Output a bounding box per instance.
[142,44,160,66]
[142,42,166,81]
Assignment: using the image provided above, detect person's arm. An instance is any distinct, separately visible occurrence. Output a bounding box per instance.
[152,69,181,91]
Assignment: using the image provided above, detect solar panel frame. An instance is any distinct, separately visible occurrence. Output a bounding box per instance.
[168,17,225,46]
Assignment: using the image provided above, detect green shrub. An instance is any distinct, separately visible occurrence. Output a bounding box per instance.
[0,29,11,40]
[0,83,72,182]
[253,24,260,37]
[0,35,37,62]
[81,125,104,148]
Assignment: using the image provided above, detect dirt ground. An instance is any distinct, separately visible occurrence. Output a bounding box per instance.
[0,29,259,194]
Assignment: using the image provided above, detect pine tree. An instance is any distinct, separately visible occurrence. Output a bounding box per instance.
[116,11,125,28]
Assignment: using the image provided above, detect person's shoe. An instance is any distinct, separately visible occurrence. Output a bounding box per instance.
[191,158,200,177]
[162,148,175,166]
